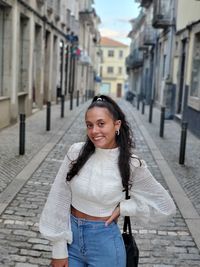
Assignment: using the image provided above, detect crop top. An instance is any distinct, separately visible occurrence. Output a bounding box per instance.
[39,142,176,259]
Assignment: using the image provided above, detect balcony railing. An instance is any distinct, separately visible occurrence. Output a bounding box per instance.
[152,0,173,28]
[126,50,143,70]
[135,0,153,8]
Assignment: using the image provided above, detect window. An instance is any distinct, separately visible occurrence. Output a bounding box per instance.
[119,50,123,58]
[55,0,61,17]
[19,16,29,93]
[107,67,114,74]
[174,41,179,57]
[190,32,200,97]
[108,50,114,57]
[47,0,54,9]
[162,55,166,78]
[118,67,122,74]
[81,65,84,77]
[100,66,103,76]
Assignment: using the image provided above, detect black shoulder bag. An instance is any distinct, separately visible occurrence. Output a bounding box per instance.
[122,189,139,267]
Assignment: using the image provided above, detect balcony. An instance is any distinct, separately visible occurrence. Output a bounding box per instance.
[126,50,143,70]
[79,8,95,26]
[138,32,146,50]
[102,73,117,80]
[143,26,156,45]
[152,0,173,28]
[136,0,153,8]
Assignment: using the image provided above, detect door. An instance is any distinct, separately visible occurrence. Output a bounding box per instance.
[117,83,122,97]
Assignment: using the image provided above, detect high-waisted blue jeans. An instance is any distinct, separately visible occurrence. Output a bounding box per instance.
[68,214,126,267]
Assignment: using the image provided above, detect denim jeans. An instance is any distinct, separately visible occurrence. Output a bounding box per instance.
[68,214,126,267]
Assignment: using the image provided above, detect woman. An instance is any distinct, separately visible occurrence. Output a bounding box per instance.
[39,95,176,267]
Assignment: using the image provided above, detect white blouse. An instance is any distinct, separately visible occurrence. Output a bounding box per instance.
[39,142,176,259]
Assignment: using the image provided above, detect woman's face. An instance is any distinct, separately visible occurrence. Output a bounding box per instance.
[85,107,121,149]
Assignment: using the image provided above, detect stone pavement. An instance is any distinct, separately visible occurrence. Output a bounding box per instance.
[132,102,200,217]
[0,99,200,266]
[129,101,200,251]
[0,100,87,194]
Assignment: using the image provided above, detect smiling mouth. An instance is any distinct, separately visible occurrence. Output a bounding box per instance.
[93,136,104,141]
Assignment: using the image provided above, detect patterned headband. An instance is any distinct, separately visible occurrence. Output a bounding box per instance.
[92,95,110,104]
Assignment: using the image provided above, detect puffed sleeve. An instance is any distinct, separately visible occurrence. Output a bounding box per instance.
[120,157,176,225]
[39,143,83,259]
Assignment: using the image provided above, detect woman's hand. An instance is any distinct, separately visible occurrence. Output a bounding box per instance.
[105,206,120,226]
[51,258,68,267]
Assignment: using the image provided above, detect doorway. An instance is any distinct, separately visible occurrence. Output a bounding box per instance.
[117,83,122,97]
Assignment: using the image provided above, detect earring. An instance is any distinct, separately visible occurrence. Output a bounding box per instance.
[116,129,120,136]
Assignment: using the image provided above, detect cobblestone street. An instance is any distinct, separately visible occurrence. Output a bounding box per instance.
[131,103,200,217]
[0,100,200,266]
[0,101,85,194]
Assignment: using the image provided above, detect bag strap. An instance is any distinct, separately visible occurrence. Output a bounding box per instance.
[123,188,132,235]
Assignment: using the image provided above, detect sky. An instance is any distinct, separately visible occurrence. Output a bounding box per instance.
[94,0,140,45]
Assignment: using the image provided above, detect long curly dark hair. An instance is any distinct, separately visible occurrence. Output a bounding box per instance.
[66,95,135,190]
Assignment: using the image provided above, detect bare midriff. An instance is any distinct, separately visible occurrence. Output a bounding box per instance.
[71,206,110,221]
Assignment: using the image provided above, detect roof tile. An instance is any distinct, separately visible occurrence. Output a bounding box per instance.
[100,37,128,47]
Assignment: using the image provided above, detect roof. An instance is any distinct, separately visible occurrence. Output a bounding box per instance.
[100,37,128,47]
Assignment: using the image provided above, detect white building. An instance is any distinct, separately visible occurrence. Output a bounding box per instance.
[0,0,101,129]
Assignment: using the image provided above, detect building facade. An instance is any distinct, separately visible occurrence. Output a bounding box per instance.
[126,12,156,105]
[78,0,101,100]
[0,0,101,129]
[128,0,200,137]
[173,0,200,137]
[99,37,129,98]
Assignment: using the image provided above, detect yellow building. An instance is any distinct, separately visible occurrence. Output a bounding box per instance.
[99,37,129,98]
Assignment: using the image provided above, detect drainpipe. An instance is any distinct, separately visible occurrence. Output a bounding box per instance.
[181,28,191,121]
[165,0,176,118]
